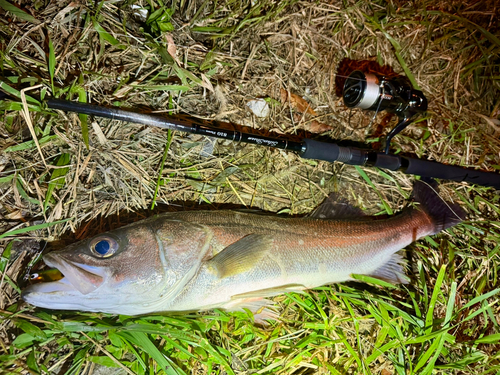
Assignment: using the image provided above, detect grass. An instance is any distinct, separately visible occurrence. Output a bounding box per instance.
[0,0,500,374]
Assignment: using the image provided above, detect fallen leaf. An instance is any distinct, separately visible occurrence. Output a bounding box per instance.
[6,210,24,220]
[200,73,214,93]
[91,121,108,145]
[308,120,333,133]
[50,199,64,221]
[477,113,500,134]
[165,34,181,65]
[293,114,332,134]
[214,85,228,112]
[280,88,317,116]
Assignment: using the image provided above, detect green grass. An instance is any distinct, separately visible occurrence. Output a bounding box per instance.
[1,0,500,374]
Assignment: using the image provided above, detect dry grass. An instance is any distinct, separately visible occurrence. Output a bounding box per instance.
[1,0,500,374]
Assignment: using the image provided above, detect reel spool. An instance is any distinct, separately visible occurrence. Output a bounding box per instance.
[342,70,428,153]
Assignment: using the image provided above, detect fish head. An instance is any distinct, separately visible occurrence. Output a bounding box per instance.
[22,221,168,314]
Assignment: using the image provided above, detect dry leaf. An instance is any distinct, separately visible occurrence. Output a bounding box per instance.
[53,3,77,25]
[477,113,500,134]
[165,34,181,65]
[308,120,333,133]
[293,114,332,134]
[51,199,64,221]
[92,121,108,145]
[113,84,133,98]
[280,88,317,116]
[6,210,25,220]
[200,73,215,93]
[214,85,228,112]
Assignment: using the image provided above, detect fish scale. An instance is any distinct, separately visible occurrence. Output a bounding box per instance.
[22,181,464,317]
[164,210,427,312]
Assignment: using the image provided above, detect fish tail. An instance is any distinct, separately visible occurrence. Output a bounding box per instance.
[413,179,465,234]
[367,180,464,285]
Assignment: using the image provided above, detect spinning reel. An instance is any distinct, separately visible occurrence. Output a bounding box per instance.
[342,70,428,154]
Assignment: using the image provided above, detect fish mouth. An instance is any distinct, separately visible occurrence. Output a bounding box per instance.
[44,253,106,295]
[24,253,106,297]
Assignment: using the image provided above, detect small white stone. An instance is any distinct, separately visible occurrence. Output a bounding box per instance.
[246,99,270,118]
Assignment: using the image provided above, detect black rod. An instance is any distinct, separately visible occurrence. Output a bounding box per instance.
[15,97,500,190]
[47,98,305,153]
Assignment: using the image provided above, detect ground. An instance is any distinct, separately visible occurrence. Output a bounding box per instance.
[0,0,500,374]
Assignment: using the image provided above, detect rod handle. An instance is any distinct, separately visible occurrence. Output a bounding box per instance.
[403,157,500,189]
[301,139,368,165]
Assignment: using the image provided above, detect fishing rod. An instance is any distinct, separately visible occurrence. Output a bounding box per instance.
[3,70,500,189]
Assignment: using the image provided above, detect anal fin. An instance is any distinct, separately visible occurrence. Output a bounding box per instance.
[231,283,307,300]
[366,253,409,284]
[222,284,307,324]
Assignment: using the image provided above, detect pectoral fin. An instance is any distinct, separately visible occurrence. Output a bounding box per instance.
[208,234,273,278]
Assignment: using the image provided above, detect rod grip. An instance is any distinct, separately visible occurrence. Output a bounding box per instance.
[372,153,402,170]
[301,139,367,165]
[404,157,500,189]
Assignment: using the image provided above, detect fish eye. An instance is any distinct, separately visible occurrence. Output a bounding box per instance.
[90,236,119,258]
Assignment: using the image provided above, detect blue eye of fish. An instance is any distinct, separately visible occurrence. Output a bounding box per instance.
[94,240,110,255]
[90,236,119,258]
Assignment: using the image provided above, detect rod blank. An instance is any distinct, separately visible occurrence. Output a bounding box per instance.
[37,98,500,190]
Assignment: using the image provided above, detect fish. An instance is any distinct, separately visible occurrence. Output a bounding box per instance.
[22,181,464,317]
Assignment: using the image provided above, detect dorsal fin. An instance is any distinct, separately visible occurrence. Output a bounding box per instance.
[310,193,366,220]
